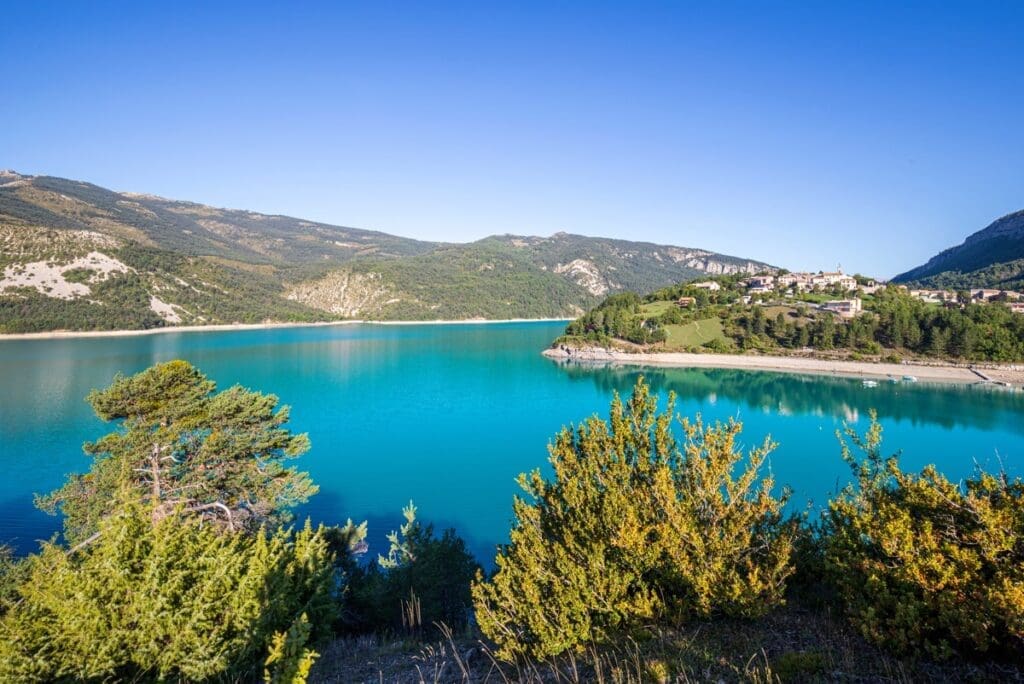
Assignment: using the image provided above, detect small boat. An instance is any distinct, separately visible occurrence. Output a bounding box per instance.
[902,375,918,383]
[862,380,878,388]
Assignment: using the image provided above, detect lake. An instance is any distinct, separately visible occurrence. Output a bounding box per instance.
[1,321,1023,561]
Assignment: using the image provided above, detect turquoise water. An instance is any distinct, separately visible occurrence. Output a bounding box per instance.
[1,321,1023,561]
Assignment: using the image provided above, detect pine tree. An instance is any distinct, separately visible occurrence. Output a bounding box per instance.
[0,361,339,682]
[37,360,317,543]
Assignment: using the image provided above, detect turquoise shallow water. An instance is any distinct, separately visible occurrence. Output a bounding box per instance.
[1,321,1023,561]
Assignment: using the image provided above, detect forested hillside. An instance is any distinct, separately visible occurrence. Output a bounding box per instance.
[894,209,1024,289]
[0,171,772,331]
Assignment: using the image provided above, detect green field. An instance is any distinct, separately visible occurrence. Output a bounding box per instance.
[640,300,675,316]
[663,317,728,350]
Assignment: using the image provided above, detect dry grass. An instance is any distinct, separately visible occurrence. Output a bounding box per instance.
[308,599,1024,683]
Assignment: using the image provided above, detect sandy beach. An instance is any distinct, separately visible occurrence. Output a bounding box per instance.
[0,318,573,341]
[543,346,1024,386]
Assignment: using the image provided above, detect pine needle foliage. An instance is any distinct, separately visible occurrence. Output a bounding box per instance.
[825,413,1024,659]
[472,377,796,660]
[0,506,335,682]
[379,500,418,569]
[37,360,317,543]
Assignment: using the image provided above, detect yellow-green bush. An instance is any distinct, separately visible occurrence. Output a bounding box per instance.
[0,506,336,682]
[825,415,1024,659]
[472,377,795,660]
[264,613,318,684]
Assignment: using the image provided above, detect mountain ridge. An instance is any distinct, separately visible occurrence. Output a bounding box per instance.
[0,171,774,332]
[893,209,1024,289]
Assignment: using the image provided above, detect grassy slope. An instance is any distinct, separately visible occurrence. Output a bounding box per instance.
[638,301,731,350]
[664,317,726,349]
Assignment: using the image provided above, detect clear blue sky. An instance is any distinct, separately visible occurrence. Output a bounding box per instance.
[2,1,1022,277]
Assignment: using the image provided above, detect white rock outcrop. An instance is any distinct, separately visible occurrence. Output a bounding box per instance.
[0,251,132,299]
[554,259,610,295]
[286,270,393,317]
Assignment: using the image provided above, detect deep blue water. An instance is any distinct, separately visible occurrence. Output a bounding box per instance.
[1,321,1023,562]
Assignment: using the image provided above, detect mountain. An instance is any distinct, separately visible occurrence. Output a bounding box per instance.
[892,209,1024,290]
[0,170,435,265]
[0,171,773,332]
[287,234,771,320]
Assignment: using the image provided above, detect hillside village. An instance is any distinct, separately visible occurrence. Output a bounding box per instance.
[716,270,1024,319]
[555,267,1024,364]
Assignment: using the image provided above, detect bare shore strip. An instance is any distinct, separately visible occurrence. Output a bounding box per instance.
[0,318,573,341]
[542,346,1024,386]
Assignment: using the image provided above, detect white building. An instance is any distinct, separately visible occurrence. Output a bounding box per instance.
[822,297,863,319]
[777,273,812,290]
[909,289,956,304]
[811,272,857,291]
[746,275,775,294]
[778,269,856,292]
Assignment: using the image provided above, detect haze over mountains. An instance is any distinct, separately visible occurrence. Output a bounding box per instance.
[893,209,1024,290]
[0,172,770,332]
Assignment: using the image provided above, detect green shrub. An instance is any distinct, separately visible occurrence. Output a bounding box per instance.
[263,613,318,684]
[772,651,828,681]
[345,503,479,635]
[860,340,883,355]
[0,507,336,682]
[703,336,732,353]
[472,377,795,660]
[0,545,22,614]
[824,415,1024,659]
[61,267,95,284]
[659,305,683,325]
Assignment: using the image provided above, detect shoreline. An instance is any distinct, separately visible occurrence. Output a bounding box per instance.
[0,318,573,341]
[542,347,1024,386]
